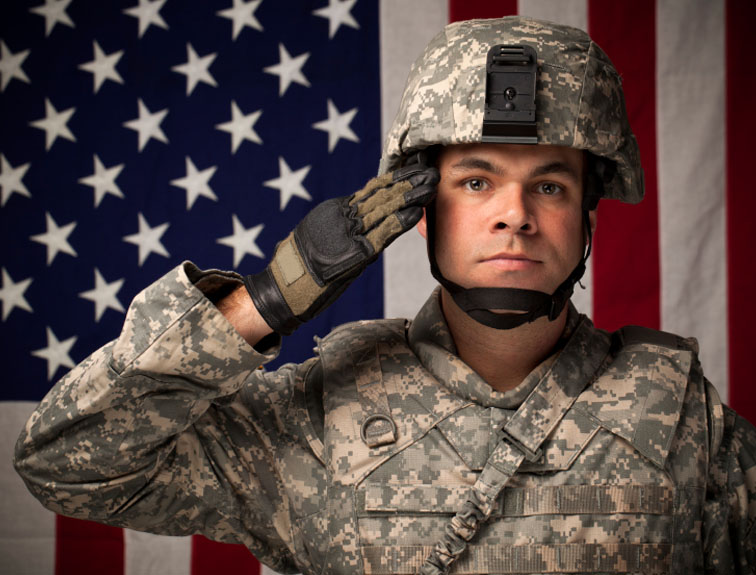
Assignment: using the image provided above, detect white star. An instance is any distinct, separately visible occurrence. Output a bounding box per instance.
[172,43,217,96]
[123,98,169,152]
[264,43,310,97]
[312,98,359,152]
[217,0,263,41]
[0,268,33,321]
[78,155,124,207]
[29,98,76,151]
[123,0,169,38]
[170,156,218,209]
[264,156,311,211]
[30,0,75,37]
[79,268,125,322]
[123,213,170,266]
[0,41,31,92]
[78,41,124,93]
[313,0,359,39]
[0,154,31,206]
[32,327,77,381]
[216,100,262,154]
[217,215,264,267]
[30,212,77,266]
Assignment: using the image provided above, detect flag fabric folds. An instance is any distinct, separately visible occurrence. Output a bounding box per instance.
[1,1,753,574]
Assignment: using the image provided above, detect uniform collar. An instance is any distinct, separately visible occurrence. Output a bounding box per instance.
[408,287,582,408]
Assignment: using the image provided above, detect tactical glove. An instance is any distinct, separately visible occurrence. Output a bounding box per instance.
[244,154,439,335]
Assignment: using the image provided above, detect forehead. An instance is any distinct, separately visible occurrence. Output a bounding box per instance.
[437,143,584,172]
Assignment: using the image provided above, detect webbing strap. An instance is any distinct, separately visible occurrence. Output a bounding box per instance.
[353,343,397,448]
[366,543,671,574]
[418,318,611,574]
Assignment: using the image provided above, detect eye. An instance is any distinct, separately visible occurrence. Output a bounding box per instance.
[535,182,564,196]
[463,178,489,193]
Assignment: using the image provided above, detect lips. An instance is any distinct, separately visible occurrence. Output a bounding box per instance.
[481,252,541,271]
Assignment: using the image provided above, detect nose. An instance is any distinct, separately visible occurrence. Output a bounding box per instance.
[491,185,536,234]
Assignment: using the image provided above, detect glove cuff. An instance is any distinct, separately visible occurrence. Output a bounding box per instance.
[244,269,302,336]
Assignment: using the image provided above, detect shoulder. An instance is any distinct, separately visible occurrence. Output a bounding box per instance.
[611,324,699,353]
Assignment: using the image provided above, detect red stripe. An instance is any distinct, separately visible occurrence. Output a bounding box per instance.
[191,535,260,575]
[726,0,756,425]
[448,0,517,22]
[588,0,661,332]
[55,516,124,575]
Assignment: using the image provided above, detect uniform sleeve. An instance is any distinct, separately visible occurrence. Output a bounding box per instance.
[704,395,756,574]
[13,262,320,574]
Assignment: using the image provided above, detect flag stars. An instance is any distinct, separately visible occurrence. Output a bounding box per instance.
[32,327,77,381]
[172,44,218,96]
[30,212,77,266]
[123,213,170,266]
[78,155,124,207]
[216,100,262,154]
[30,0,75,37]
[0,41,31,92]
[123,98,169,152]
[79,269,125,322]
[79,41,124,94]
[123,0,169,38]
[170,157,218,209]
[217,215,264,267]
[0,268,33,321]
[218,0,263,41]
[264,157,311,211]
[30,98,76,151]
[264,43,310,97]
[313,0,359,39]
[313,98,359,152]
[0,154,31,206]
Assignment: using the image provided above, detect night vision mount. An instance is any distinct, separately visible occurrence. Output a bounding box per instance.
[481,45,538,145]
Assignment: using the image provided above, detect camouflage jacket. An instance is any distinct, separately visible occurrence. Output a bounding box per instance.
[14,263,756,574]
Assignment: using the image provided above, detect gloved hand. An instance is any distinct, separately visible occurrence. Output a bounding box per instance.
[244,154,439,335]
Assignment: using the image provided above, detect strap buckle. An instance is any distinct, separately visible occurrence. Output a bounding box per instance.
[497,426,543,463]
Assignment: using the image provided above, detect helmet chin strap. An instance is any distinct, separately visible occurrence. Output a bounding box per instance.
[426,202,593,330]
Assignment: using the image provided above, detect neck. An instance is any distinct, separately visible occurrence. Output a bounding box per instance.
[441,289,567,393]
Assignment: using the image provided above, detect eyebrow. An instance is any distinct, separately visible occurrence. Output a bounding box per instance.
[449,157,581,182]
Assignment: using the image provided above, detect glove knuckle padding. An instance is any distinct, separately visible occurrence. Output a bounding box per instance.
[294,197,374,285]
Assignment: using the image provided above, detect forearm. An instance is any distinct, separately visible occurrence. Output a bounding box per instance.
[216,284,274,347]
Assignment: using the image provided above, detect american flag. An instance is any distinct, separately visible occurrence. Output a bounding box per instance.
[1,0,754,574]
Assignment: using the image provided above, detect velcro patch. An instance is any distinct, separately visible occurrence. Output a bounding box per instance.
[278,238,305,285]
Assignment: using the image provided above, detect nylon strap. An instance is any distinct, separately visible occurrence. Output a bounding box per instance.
[417,317,610,574]
[353,343,398,448]
[367,543,671,574]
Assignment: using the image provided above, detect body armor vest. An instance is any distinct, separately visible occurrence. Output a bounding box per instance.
[298,315,717,574]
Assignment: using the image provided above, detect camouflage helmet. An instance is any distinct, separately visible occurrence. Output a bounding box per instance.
[379,16,644,205]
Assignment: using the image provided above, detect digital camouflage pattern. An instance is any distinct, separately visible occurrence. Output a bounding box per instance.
[14,263,756,574]
[379,17,644,205]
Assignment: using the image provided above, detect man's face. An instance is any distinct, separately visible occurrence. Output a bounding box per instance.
[418,143,594,295]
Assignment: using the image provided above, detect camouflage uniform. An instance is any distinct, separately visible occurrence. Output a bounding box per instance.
[14,262,756,574]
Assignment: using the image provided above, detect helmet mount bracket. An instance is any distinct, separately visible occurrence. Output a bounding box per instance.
[482,45,538,145]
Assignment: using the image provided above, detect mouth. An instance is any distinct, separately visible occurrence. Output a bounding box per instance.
[481,253,541,271]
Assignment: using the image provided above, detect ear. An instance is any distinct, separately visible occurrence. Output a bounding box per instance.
[417,207,428,239]
[588,209,597,238]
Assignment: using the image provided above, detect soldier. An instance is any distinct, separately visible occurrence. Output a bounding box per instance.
[14,16,756,575]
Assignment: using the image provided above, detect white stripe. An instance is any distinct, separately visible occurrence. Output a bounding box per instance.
[656,0,728,401]
[517,0,592,316]
[381,0,448,320]
[0,402,56,575]
[517,0,588,30]
[124,529,192,575]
